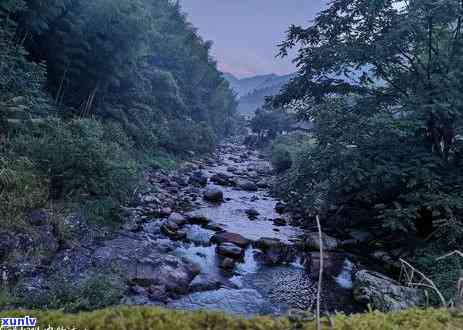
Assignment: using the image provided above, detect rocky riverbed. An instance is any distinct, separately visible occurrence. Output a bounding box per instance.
[5,141,424,316]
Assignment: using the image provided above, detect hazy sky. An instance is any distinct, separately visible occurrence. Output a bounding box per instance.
[180,1,327,78]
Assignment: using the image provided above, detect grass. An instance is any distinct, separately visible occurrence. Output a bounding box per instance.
[0,307,461,330]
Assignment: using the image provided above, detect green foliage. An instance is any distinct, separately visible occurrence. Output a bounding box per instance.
[271,144,292,173]
[0,155,48,227]
[270,0,463,243]
[160,119,217,155]
[18,0,237,151]
[0,0,51,133]
[271,133,316,174]
[250,108,295,140]
[268,0,463,298]
[16,273,124,313]
[12,118,138,202]
[1,0,237,234]
[0,307,461,330]
[414,244,463,305]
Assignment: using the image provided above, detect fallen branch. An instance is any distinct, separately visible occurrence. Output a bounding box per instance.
[399,258,447,307]
[436,250,463,261]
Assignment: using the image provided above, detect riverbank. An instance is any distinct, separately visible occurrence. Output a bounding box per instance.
[0,139,423,315]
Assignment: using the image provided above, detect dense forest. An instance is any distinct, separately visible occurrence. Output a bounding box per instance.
[1,0,237,227]
[266,0,463,301]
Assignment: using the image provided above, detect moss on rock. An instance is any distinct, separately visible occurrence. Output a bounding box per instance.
[1,306,462,330]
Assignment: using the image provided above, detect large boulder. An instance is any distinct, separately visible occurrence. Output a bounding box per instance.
[304,252,346,280]
[211,232,250,248]
[128,255,200,295]
[203,187,224,203]
[353,270,424,312]
[253,237,296,264]
[168,288,267,316]
[304,232,340,251]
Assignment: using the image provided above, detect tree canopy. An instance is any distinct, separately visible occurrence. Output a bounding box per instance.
[271,0,463,256]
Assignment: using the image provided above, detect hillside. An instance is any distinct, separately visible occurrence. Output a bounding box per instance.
[224,72,294,114]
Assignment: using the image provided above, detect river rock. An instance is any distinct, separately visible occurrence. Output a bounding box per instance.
[188,171,208,187]
[147,284,168,302]
[353,270,424,312]
[168,288,267,315]
[305,252,346,280]
[254,237,296,264]
[161,221,187,240]
[304,232,339,251]
[274,202,287,214]
[185,213,210,225]
[245,208,260,220]
[216,242,244,259]
[211,173,235,186]
[220,257,236,270]
[227,166,238,173]
[256,179,269,189]
[140,194,160,205]
[172,175,188,187]
[273,218,287,226]
[128,255,200,295]
[203,187,224,203]
[237,180,258,192]
[154,207,172,218]
[168,213,187,226]
[143,222,162,235]
[204,222,225,232]
[211,232,250,248]
[189,274,223,292]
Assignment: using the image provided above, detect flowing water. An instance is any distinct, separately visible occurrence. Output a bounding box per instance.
[164,143,359,316]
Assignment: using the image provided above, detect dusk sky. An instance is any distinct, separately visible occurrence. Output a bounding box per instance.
[180,1,327,78]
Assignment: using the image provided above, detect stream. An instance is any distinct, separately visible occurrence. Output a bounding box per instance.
[20,141,359,317]
[161,143,359,316]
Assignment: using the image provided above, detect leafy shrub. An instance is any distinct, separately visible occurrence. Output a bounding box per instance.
[13,118,138,202]
[271,144,292,173]
[161,119,217,155]
[0,156,48,227]
[271,133,315,174]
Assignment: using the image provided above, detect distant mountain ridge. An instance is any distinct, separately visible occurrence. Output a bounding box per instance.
[223,72,295,114]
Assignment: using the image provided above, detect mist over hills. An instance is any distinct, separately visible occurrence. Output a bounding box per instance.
[223,72,295,114]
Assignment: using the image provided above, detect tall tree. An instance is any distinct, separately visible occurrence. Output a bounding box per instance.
[272,0,463,159]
